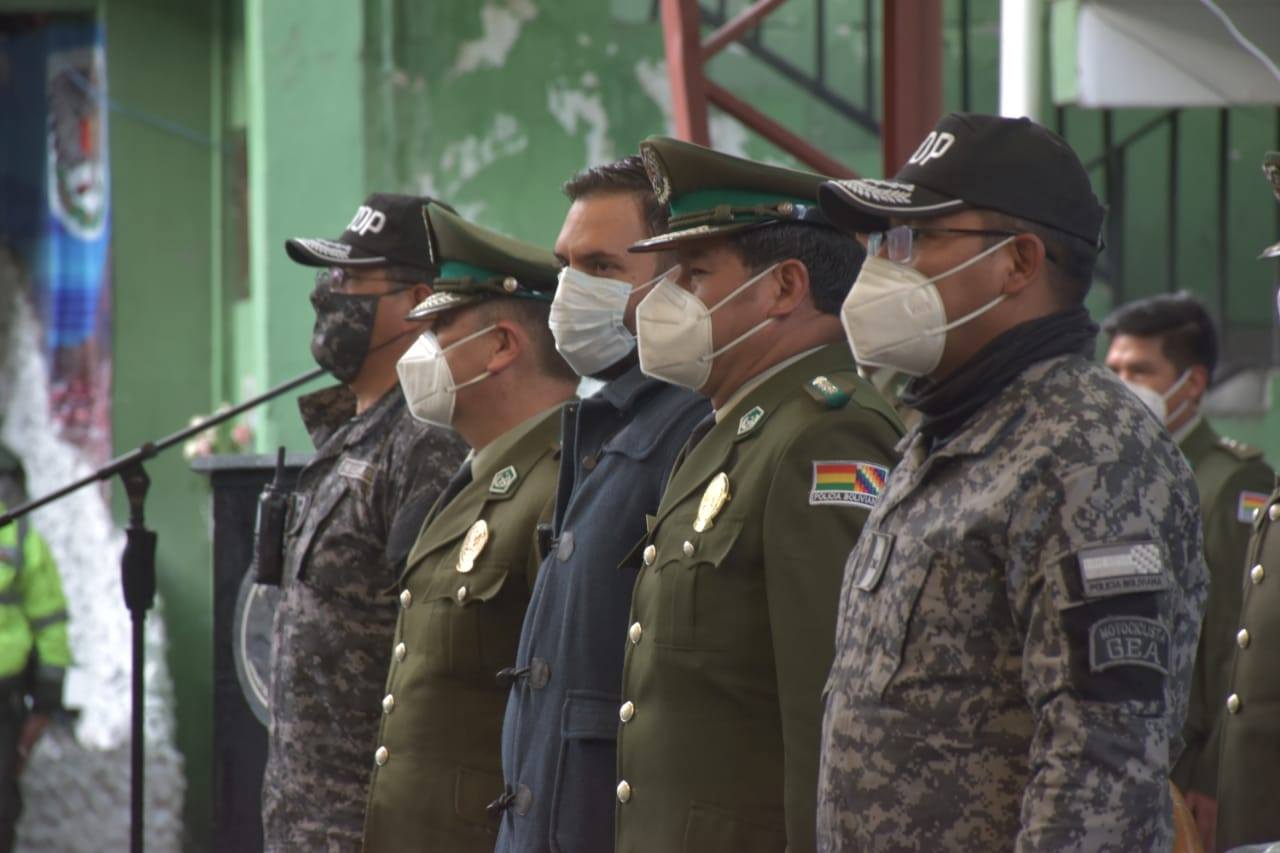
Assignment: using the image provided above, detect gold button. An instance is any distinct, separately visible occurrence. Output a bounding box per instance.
[628,622,643,645]
[682,540,695,557]
[1237,628,1251,649]
[456,586,469,603]
[1227,693,1241,714]
[642,545,656,566]
[382,694,395,714]
[375,746,389,766]
[394,642,406,662]
[1252,564,1266,584]
[400,589,412,608]
[1270,503,1280,522]
[616,780,632,803]
[619,700,635,723]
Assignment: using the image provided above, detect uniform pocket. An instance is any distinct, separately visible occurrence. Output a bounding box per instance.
[682,801,785,853]
[653,514,746,651]
[550,691,619,853]
[851,532,937,699]
[288,484,348,585]
[411,559,512,681]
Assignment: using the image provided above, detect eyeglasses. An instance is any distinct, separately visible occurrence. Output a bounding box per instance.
[865,225,1020,265]
[315,267,420,294]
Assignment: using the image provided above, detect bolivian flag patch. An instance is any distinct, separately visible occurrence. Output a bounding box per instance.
[809,460,889,508]
[1239,490,1269,523]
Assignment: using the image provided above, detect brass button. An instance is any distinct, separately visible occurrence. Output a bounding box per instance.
[400,589,412,608]
[456,586,469,603]
[642,545,656,566]
[1237,628,1251,649]
[394,642,406,662]
[375,746,389,766]
[682,540,695,557]
[1227,693,1241,714]
[616,780,632,803]
[382,694,395,714]
[1252,564,1266,584]
[1270,503,1280,522]
[619,700,635,723]
[628,622,643,645]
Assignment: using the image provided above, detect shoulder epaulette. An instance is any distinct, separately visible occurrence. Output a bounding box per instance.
[1217,435,1264,462]
[803,373,855,410]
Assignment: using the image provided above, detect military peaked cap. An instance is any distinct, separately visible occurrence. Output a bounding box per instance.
[629,136,833,252]
[408,201,560,320]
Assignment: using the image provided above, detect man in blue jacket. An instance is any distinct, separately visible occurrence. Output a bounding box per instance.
[494,157,709,853]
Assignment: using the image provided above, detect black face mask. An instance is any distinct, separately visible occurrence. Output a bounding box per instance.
[309,285,384,383]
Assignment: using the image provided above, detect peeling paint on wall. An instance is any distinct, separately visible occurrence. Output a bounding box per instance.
[547,77,613,167]
[453,0,539,76]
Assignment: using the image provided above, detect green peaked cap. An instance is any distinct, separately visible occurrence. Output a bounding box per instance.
[408,201,560,320]
[630,136,834,252]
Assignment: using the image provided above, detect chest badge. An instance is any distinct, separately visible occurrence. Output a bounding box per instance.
[693,472,732,532]
[737,406,765,437]
[490,465,518,496]
[457,520,489,573]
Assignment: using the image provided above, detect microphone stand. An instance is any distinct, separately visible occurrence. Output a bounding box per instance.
[0,365,327,853]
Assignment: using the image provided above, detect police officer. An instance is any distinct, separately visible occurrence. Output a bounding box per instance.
[816,113,1208,850]
[0,446,69,853]
[1215,150,1280,852]
[362,202,578,852]
[496,157,708,853]
[262,194,467,851]
[612,138,903,853]
[1103,292,1274,844]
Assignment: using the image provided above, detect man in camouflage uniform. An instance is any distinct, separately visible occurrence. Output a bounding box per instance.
[1214,151,1280,852]
[1103,293,1274,846]
[816,113,1208,850]
[261,194,467,851]
[362,203,578,852]
[613,138,904,853]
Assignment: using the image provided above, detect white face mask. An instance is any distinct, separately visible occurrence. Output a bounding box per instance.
[1122,370,1191,426]
[634,263,778,391]
[396,324,496,427]
[840,237,1016,377]
[548,266,663,377]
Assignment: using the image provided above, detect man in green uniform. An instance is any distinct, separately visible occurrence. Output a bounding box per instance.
[1214,151,1280,852]
[362,202,578,852]
[1103,292,1275,847]
[613,137,903,853]
[0,446,70,853]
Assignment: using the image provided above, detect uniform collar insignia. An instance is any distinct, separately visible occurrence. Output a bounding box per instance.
[490,465,519,495]
[737,405,766,437]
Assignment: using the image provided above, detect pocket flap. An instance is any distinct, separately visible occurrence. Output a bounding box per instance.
[413,559,511,607]
[561,691,620,741]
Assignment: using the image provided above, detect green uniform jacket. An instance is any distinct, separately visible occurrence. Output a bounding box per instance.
[1172,420,1274,795]
[1215,477,1280,850]
[614,344,904,853]
[0,507,70,710]
[363,406,563,853]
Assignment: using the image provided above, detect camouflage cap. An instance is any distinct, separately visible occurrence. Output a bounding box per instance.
[628,136,833,253]
[1261,151,1280,260]
[285,192,448,271]
[407,201,560,321]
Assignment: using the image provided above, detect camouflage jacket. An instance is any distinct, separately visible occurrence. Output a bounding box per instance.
[262,384,466,853]
[817,354,1208,852]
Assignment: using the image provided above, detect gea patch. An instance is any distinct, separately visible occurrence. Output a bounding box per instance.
[1089,616,1170,675]
[1076,541,1168,598]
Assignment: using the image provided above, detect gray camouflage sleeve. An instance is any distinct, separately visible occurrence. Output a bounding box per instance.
[1007,457,1205,852]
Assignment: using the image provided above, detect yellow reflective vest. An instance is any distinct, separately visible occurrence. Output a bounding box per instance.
[0,505,70,710]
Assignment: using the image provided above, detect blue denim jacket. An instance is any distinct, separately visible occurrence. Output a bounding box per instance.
[496,365,709,853]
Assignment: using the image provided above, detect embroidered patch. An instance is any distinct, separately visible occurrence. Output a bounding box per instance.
[1089,616,1170,675]
[1077,541,1168,599]
[1238,490,1269,523]
[490,465,518,495]
[337,456,375,486]
[853,531,894,592]
[737,406,765,437]
[808,460,889,508]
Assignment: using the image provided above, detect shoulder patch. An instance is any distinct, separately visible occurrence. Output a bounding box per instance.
[1238,490,1269,523]
[1089,616,1170,675]
[1218,435,1263,461]
[337,456,375,487]
[808,460,888,508]
[804,374,853,409]
[736,405,766,438]
[1076,541,1168,598]
[489,465,519,495]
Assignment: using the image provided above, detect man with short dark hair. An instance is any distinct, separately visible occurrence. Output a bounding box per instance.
[613,138,904,853]
[1104,292,1274,847]
[262,194,467,852]
[816,113,1208,850]
[494,156,708,853]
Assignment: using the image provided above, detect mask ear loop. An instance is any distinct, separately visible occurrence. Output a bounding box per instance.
[1162,369,1194,425]
[698,263,782,364]
[439,323,500,392]
[848,234,1018,316]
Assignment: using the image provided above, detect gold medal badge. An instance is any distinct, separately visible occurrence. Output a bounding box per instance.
[457,520,489,574]
[693,472,731,532]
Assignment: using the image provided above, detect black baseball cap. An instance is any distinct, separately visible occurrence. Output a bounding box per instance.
[285,193,451,270]
[819,113,1105,247]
